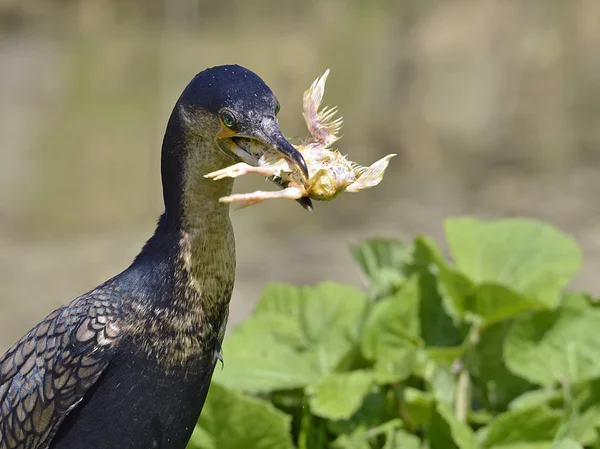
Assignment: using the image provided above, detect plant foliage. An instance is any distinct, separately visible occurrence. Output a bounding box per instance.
[186,217,600,449]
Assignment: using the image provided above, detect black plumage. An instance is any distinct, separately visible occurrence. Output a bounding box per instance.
[0,65,309,449]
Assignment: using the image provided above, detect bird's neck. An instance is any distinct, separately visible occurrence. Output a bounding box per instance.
[127,118,238,370]
[160,105,236,229]
[129,207,235,370]
[175,137,237,311]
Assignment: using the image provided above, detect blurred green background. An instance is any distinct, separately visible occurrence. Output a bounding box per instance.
[1,0,599,352]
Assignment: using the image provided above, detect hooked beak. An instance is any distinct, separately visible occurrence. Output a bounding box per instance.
[260,130,312,210]
[217,117,313,210]
[267,132,309,179]
[217,118,309,179]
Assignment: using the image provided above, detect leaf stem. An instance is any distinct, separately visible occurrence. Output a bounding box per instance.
[455,363,471,423]
[298,397,311,449]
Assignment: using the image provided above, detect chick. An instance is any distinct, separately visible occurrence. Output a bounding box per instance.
[205,70,396,207]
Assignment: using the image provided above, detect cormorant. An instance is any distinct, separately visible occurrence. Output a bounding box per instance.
[0,65,310,449]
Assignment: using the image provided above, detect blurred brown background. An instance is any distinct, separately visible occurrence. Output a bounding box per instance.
[1,0,599,352]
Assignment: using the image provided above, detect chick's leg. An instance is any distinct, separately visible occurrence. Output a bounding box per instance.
[219,186,306,209]
[205,163,280,181]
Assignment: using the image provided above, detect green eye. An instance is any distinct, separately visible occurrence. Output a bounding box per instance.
[275,102,281,115]
[221,111,236,129]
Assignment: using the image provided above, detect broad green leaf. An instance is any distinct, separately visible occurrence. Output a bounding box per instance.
[331,419,404,449]
[350,238,413,298]
[373,349,418,384]
[189,383,294,449]
[489,442,582,449]
[213,314,320,392]
[489,444,551,449]
[553,441,585,449]
[426,345,466,367]
[362,275,422,356]
[383,429,421,449]
[466,283,541,326]
[469,409,494,426]
[571,376,600,410]
[569,405,600,445]
[255,282,368,374]
[328,391,390,437]
[306,370,374,420]
[428,365,457,407]
[413,235,473,320]
[413,238,465,346]
[331,434,371,449]
[445,217,582,307]
[219,285,367,392]
[469,322,532,410]
[477,405,563,448]
[362,276,421,383]
[255,282,367,341]
[508,389,561,410]
[400,387,434,427]
[428,401,476,449]
[504,299,600,386]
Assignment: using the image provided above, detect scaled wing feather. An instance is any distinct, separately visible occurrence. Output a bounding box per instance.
[0,285,121,449]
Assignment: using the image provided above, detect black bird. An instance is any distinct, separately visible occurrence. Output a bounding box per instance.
[0,65,310,449]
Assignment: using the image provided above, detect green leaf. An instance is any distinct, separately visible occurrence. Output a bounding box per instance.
[571,376,600,411]
[213,314,320,392]
[508,389,561,410]
[414,235,475,321]
[362,276,421,383]
[412,238,465,347]
[445,217,582,307]
[362,275,422,354]
[428,401,476,449]
[569,405,600,445]
[489,444,552,449]
[328,390,390,437]
[306,370,374,420]
[489,442,583,449]
[553,441,585,449]
[331,419,403,449]
[466,283,541,326]
[383,430,421,449]
[426,345,466,367]
[188,383,294,449]
[255,282,368,373]
[469,322,532,410]
[350,238,413,298]
[469,409,494,426]
[477,405,563,448]
[373,349,418,384]
[216,282,369,392]
[400,387,434,427]
[428,365,458,407]
[504,298,600,386]
[331,433,371,449]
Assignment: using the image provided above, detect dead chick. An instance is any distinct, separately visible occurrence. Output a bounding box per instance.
[205,69,396,208]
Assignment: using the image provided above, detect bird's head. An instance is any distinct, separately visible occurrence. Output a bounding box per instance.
[178,65,308,177]
[161,65,312,215]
